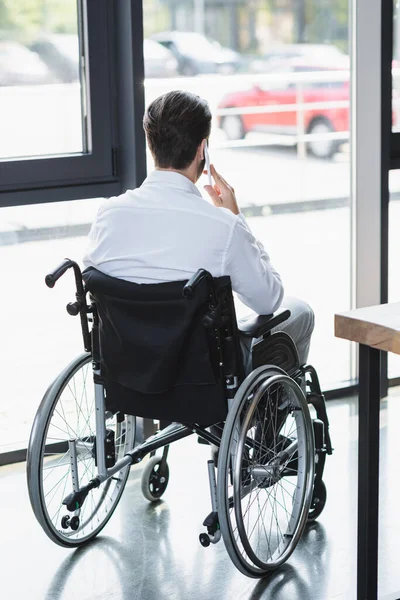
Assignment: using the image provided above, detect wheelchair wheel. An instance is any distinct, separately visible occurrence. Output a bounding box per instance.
[141,455,170,502]
[217,366,315,577]
[27,353,136,547]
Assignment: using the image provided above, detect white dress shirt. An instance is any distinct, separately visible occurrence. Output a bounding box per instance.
[83,170,284,315]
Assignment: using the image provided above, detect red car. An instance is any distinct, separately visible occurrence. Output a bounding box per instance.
[217,59,349,159]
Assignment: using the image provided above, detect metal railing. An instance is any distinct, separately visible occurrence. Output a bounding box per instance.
[145,69,352,159]
[144,67,400,157]
[2,67,400,162]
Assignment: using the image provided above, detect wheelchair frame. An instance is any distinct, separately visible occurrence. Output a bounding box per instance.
[28,258,333,577]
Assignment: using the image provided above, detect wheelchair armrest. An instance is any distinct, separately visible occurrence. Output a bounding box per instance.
[238,308,291,338]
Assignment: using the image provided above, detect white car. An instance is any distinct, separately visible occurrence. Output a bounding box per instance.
[143,39,179,78]
[0,41,54,86]
[151,31,241,76]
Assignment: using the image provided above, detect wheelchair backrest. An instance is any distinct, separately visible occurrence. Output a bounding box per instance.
[82,268,243,426]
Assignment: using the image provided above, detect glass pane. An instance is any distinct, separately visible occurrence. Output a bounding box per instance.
[143,0,352,389]
[393,1,400,132]
[0,198,102,453]
[0,0,86,159]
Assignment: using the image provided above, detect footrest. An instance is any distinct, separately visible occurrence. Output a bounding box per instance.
[63,478,100,511]
[203,511,218,528]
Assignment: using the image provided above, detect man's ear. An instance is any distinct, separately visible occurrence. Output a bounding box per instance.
[199,139,206,160]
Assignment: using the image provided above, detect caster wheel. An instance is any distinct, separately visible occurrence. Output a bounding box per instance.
[61,515,70,529]
[308,480,327,522]
[70,516,80,531]
[199,533,211,547]
[141,455,169,502]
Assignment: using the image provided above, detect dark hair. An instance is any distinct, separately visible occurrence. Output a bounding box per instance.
[143,90,211,169]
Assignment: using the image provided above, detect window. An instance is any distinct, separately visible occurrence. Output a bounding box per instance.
[0,33,84,160]
[392,0,400,161]
[0,1,146,458]
[0,0,119,205]
[143,0,351,389]
[0,198,102,454]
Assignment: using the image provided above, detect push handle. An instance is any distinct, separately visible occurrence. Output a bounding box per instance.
[45,258,91,353]
[45,258,74,288]
[183,269,213,299]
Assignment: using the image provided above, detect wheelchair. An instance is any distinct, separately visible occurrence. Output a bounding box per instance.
[27,259,332,578]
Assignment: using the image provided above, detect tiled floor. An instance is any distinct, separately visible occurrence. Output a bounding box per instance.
[1,394,400,600]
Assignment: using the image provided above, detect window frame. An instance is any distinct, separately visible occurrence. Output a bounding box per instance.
[390,0,400,168]
[0,0,146,207]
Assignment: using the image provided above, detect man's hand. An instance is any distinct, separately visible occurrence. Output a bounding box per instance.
[204,164,240,216]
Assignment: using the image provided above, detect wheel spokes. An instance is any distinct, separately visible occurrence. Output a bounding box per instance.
[37,359,134,542]
[219,372,313,574]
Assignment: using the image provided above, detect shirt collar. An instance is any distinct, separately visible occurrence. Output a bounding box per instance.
[143,170,203,198]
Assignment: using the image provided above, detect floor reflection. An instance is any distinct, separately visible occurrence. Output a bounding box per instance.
[3,396,400,600]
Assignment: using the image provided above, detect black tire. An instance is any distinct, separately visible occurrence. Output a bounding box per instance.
[308,479,327,522]
[27,353,136,547]
[141,455,170,501]
[307,118,339,159]
[181,61,197,77]
[217,366,315,578]
[221,114,246,141]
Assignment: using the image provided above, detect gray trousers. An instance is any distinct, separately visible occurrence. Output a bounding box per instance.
[238,297,315,374]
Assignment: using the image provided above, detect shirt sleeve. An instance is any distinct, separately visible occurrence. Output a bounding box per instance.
[82,206,105,270]
[222,213,284,315]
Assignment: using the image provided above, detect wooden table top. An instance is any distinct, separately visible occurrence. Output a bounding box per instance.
[335,302,400,354]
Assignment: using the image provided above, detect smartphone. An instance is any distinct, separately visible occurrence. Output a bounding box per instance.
[204,143,212,187]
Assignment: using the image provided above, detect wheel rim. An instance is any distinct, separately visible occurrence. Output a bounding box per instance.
[217,368,315,576]
[308,122,334,158]
[148,462,169,498]
[223,115,244,140]
[28,354,135,545]
[234,377,310,568]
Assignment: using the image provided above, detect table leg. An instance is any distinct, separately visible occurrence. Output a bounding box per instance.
[358,344,381,600]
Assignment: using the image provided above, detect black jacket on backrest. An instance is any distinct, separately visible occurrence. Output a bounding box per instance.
[83,268,240,426]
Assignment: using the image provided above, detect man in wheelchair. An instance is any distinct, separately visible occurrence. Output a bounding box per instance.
[83,90,314,375]
[27,90,332,579]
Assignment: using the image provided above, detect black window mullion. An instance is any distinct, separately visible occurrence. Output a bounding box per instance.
[385,0,396,391]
